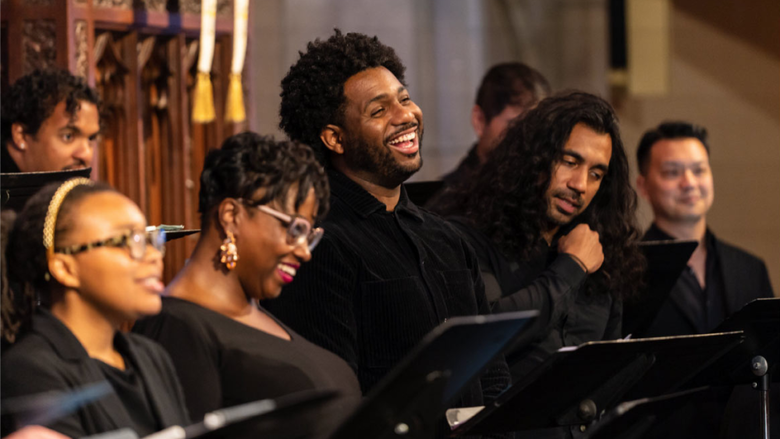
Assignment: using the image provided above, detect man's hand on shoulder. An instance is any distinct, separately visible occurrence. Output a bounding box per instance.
[558,224,604,274]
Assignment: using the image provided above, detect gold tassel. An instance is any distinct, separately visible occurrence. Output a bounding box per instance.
[192,71,215,123]
[224,73,246,123]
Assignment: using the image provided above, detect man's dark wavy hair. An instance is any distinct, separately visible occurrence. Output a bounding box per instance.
[444,91,644,299]
[198,132,330,229]
[1,69,101,148]
[279,29,406,163]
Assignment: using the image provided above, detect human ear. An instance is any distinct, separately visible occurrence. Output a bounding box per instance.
[217,198,240,238]
[320,125,344,155]
[636,174,649,200]
[48,254,81,289]
[9,123,29,151]
[471,105,487,139]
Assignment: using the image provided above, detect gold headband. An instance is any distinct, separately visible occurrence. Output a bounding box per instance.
[43,178,93,257]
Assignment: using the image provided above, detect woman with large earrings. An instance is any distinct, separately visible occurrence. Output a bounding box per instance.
[133,133,361,438]
[1,179,189,438]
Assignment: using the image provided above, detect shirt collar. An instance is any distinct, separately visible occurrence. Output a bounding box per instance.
[328,169,425,222]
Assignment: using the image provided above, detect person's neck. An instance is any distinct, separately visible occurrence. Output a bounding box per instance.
[654,216,707,243]
[475,140,492,166]
[333,161,401,211]
[542,225,559,246]
[51,294,120,366]
[167,235,256,319]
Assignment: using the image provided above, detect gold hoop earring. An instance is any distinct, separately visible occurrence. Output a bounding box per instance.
[220,231,238,270]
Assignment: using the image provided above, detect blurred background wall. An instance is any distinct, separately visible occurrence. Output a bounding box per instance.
[248,0,779,293]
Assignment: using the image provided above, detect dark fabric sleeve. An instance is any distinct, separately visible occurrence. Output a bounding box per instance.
[757,260,775,299]
[458,235,513,407]
[1,349,87,438]
[132,314,221,421]
[264,235,360,373]
[603,296,623,340]
[491,254,588,333]
[461,237,515,439]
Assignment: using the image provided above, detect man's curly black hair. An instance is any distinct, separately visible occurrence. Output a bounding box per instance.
[279,29,406,163]
[198,132,330,229]
[436,92,644,299]
[1,69,101,150]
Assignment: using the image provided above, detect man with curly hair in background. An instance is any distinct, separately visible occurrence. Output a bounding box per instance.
[1,69,100,173]
[433,92,644,383]
[264,30,512,416]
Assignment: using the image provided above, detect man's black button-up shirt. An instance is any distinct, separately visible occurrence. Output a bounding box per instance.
[264,169,511,407]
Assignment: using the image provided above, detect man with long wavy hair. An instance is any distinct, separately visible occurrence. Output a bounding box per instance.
[434,92,644,380]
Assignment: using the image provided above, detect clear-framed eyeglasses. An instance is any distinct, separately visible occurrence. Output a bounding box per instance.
[242,201,323,251]
[54,228,166,260]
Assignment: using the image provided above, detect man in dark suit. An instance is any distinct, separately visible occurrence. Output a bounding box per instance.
[635,121,776,439]
[636,121,774,337]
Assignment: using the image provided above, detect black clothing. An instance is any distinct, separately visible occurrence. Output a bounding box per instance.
[264,170,512,408]
[639,223,776,439]
[640,223,774,337]
[426,144,480,214]
[1,309,189,438]
[133,297,361,438]
[1,145,21,173]
[448,217,622,380]
[96,358,160,437]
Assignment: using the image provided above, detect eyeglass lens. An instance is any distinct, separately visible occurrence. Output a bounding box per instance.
[129,229,166,259]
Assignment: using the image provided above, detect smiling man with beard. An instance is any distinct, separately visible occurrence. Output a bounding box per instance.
[264,30,512,411]
[435,92,644,382]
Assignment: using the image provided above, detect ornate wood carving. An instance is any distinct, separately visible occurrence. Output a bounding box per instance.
[137,0,166,12]
[94,0,131,9]
[95,31,134,202]
[74,20,88,78]
[179,0,232,16]
[22,19,56,74]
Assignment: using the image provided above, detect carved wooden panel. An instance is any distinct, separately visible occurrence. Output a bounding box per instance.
[95,31,142,209]
[179,0,232,16]
[137,0,166,12]
[75,20,88,78]
[94,0,131,9]
[22,19,56,74]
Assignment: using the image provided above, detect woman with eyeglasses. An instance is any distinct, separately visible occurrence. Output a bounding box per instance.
[1,178,189,438]
[132,133,360,438]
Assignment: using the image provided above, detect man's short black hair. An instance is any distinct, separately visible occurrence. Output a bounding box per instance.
[476,62,551,122]
[636,121,709,175]
[279,29,406,163]
[1,69,101,149]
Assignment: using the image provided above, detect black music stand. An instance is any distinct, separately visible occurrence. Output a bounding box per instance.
[686,298,780,439]
[328,311,539,439]
[405,181,444,206]
[451,331,743,436]
[1,381,113,431]
[582,386,708,439]
[82,389,338,439]
[1,168,92,211]
[622,240,698,337]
